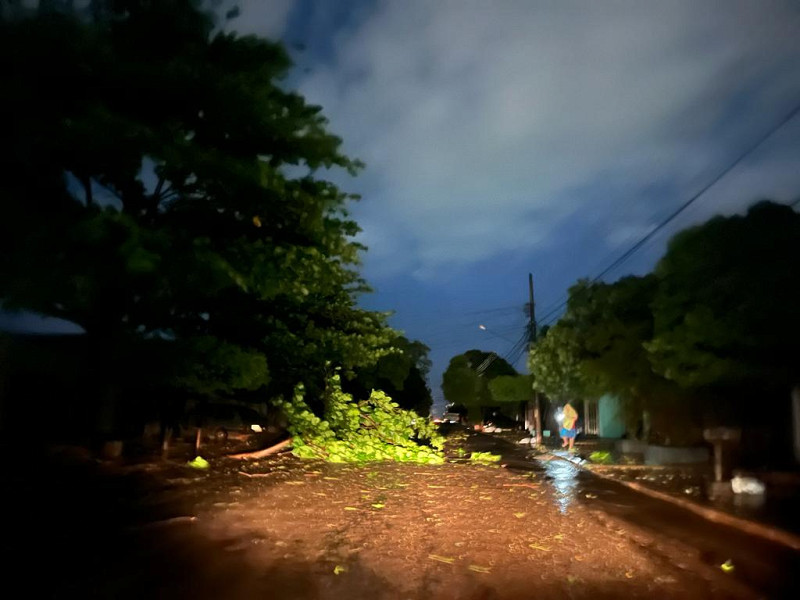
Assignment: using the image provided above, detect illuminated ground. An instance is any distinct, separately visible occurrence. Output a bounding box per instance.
[5,432,795,599]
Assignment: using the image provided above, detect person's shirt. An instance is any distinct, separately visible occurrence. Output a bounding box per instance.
[562,404,578,429]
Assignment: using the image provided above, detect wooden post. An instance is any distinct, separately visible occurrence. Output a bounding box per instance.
[529,273,542,445]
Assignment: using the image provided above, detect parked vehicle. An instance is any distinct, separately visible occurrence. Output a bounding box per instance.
[441,412,464,424]
[484,411,524,430]
[181,403,272,442]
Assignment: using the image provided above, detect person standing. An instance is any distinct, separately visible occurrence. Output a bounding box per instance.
[560,402,578,451]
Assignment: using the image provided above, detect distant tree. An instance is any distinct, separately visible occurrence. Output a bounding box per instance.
[531,201,800,445]
[530,276,687,437]
[648,201,800,396]
[488,374,533,406]
[441,350,517,423]
[344,336,434,416]
[441,355,480,410]
[529,323,584,404]
[0,2,394,433]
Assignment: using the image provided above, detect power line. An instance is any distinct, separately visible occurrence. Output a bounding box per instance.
[594,100,800,282]
[474,328,529,376]
[538,99,800,328]
[537,296,568,326]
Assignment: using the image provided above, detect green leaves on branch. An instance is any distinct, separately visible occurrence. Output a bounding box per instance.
[528,201,800,427]
[275,374,445,464]
[469,452,501,463]
[0,2,398,407]
[441,350,519,423]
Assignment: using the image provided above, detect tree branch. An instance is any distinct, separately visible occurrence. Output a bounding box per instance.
[147,177,165,217]
[227,437,293,460]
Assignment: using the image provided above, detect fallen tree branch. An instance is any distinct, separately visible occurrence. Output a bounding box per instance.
[227,438,293,460]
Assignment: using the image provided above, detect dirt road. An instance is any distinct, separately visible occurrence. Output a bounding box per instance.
[4,435,761,599]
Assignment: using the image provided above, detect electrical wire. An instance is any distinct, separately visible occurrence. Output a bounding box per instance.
[537,99,800,328]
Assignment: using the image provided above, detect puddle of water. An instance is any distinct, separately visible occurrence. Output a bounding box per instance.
[538,458,581,514]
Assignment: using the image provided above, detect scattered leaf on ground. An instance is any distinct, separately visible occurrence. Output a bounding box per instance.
[187,456,209,470]
[468,565,491,573]
[721,559,735,573]
[333,565,347,575]
[529,543,551,552]
[514,512,526,518]
[428,554,455,564]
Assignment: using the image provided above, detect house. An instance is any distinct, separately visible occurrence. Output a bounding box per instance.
[583,394,625,438]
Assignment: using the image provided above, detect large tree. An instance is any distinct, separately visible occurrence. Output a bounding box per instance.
[488,374,533,406]
[648,201,800,397]
[529,276,689,440]
[528,321,584,404]
[343,336,434,416]
[0,1,393,432]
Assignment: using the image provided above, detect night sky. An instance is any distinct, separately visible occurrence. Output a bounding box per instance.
[3,0,800,414]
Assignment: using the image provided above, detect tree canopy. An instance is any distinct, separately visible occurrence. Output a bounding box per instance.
[529,200,800,438]
[441,350,518,423]
[343,336,434,416]
[648,201,800,394]
[0,1,395,430]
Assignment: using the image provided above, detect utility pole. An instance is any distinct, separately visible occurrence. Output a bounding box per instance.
[529,273,543,445]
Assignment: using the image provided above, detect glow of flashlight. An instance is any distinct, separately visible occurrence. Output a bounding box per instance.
[478,325,486,330]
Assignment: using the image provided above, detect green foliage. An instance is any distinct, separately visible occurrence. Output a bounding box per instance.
[469,452,501,463]
[648,201,800,393]
[530,276,681,423]
[529,323,585,403]
[488,374,533,405]
[441,350,518,423]
[529,201,800,441]
[344,336,434,416]
[0,2,396,417]
[588,451,613,464]
[170,336,269,396]
[275,374,445,464]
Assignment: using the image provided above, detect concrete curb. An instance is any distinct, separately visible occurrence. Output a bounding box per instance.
[544,451,800,552]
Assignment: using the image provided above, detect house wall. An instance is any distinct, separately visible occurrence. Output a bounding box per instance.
[598,394,625,438]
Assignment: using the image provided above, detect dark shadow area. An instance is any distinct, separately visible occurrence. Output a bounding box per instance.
[0,446,398,599]
[558,461,800,598]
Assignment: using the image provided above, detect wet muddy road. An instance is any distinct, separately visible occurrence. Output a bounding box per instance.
[3,433,798,599]
[525,453,800,598]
